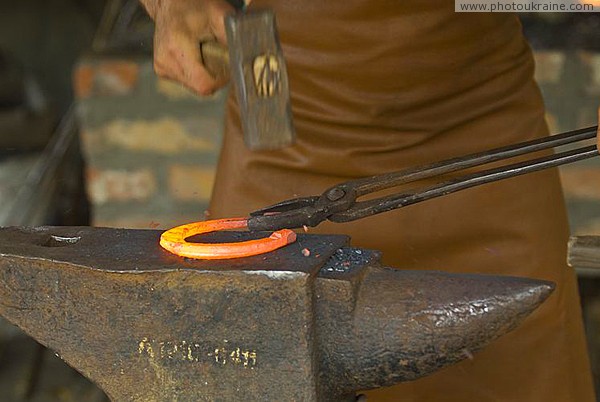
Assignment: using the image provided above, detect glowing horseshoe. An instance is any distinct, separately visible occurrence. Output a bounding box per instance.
[160,218,297,260]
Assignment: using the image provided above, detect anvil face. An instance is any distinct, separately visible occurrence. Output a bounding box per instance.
[0,226,553,401]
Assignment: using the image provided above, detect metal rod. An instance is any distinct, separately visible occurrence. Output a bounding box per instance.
[349,126,597,196]
[331,144,598,222]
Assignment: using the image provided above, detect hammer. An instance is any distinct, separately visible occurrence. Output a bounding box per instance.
[200,9,295,150]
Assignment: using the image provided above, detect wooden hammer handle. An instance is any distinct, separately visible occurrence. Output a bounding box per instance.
[200,40,230,82]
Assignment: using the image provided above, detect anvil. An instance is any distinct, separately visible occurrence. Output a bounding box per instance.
[0,226,553,401]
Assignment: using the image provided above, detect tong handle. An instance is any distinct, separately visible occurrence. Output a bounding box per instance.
[345,126,598,197]
[331,144,598,223]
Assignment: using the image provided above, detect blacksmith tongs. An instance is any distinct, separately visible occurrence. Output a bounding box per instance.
[248,126,599,232]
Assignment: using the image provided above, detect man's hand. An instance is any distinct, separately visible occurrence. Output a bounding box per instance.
[140,0,234,95]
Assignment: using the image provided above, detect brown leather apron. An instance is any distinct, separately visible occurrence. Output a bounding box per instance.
[209,1,595,400]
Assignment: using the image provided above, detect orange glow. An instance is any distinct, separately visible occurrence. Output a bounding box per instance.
[160,218,296,260]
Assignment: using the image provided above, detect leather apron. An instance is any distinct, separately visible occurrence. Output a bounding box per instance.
[209,1,596,400]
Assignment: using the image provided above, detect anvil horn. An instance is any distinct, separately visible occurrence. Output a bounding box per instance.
[316,267,553,393]
[0,226,553,401]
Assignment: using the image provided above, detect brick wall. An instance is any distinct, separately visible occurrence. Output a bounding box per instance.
[74,56,225,229]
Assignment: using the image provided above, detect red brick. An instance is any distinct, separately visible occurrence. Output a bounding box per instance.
[73,60,140,98]
[560,167,600,200]
[87,167,157,205]
[73,63,95,98]
[168,165,215,202]
[96,61,140,95]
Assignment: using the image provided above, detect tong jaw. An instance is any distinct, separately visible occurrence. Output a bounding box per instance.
[247,188,357,232]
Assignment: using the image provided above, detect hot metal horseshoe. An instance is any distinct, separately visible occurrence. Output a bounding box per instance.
[160,218,297,260]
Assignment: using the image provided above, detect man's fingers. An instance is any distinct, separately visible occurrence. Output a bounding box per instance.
[155,57,218,96]
[186,64,220,96]
[173,33,221,95]
[154,26,222,96]
[207,1,235,45]
[153,29,185,79]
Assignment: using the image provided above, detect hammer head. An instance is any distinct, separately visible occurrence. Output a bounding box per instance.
[225,10,295,150]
